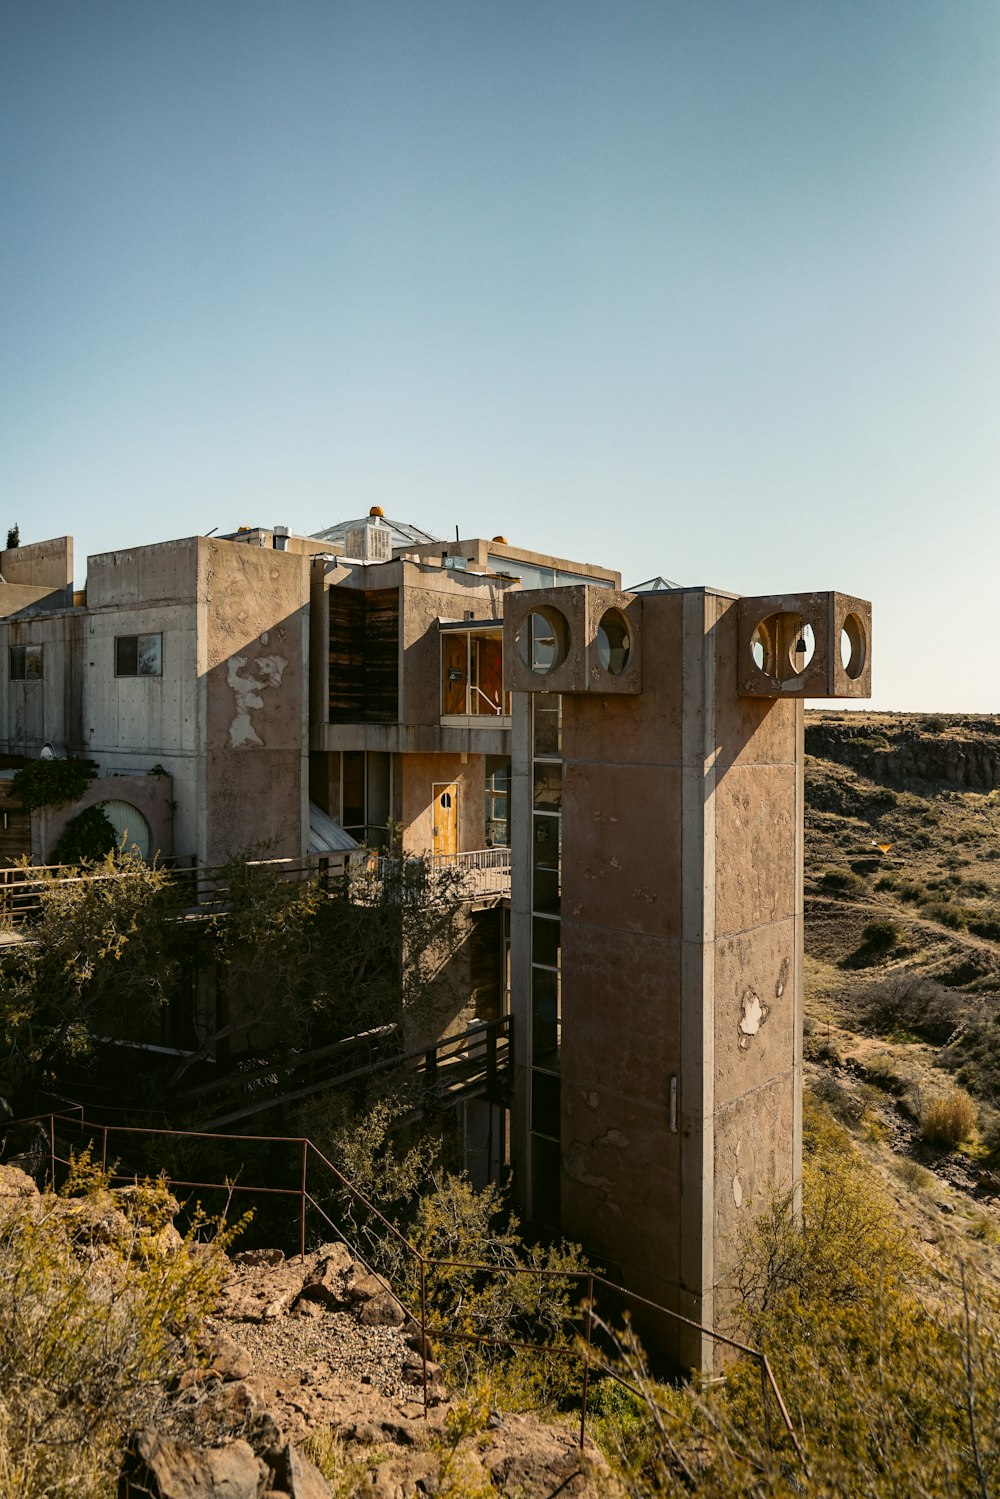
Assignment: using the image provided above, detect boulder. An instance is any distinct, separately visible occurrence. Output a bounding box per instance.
[359,1291,406,1328]
[121,1430,264,1499]
[0,1163,40,1221]
[232,1247,286,1269]
[298,1251,351,1307]
[271,1442,334,1499]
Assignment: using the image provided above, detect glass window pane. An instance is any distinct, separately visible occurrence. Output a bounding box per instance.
[533,762,561,812]
[9,646,25,680]
[531,1070,561,1139]
[137,634,162,675]
[25,646,43,680]
[530,1134,561,1227]
[532,916,560,969]
[532,814,560,914]
[115,635,138,675]
[532,694,561,757]
[532,966,560,1065]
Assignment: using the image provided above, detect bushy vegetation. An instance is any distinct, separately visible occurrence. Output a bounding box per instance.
[921,1088,978,1149]
[0,1152,237,1499]
[591,1096,1000,1497]
[307,1090,588,1404]
[820,868,868,896]
[49,804,118,864]
[855,973,963,1045]
[10,757,95,813]
[0,850,181,1083]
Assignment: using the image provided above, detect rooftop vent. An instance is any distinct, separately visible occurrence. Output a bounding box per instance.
[346,517,393,562]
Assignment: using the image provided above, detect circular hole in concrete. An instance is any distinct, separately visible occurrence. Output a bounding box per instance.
[841,613,867,679]
[596,608,631,675]
[751,612,814,683]
[516,608,568,675]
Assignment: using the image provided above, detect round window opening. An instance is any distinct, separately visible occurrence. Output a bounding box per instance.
[596,608,631,676]
[750,612,815,684]
[99,800,152,860]
[841,612,867,680]
[515,608,568,676]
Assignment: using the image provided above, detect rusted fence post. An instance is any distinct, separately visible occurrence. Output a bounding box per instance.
[300,1140,308,1261]
[420,1258,429,1419]
[48,1114,55,1189]
[101,1126,109,1173]
[579,1273,594,1450]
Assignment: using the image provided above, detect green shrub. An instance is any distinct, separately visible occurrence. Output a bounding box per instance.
[862,1052,907,1094]
[921,901,971,931]
[892,1157,934,1191]
[0,1153,239,1498]
[49,805,118,864]
[592,1094,1000,1497]
[857,974,962,1045]
[821,868,867,896]
[10,757,95,812]
[862,917,903,952]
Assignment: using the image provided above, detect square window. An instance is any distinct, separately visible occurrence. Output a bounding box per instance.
[115,633,162,677]
[10,644,43,681]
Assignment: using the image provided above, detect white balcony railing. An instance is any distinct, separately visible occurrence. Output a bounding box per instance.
[347,846,511,904]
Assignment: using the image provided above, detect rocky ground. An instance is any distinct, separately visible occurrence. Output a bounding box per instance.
[0,1160,617,1499]
[146,1237,618,1499]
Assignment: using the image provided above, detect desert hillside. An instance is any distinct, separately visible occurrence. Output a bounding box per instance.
[803,710,1000,1276]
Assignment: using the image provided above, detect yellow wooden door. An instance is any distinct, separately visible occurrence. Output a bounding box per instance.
[432,782,459,859]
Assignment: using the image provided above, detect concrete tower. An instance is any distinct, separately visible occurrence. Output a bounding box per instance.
[505,582,871,1367]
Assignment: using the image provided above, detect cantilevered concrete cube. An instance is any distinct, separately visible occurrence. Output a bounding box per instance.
[503,585,642,695]
[737,591,871,698]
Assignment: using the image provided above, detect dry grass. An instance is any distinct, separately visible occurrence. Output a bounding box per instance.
[921,1090,978,1149]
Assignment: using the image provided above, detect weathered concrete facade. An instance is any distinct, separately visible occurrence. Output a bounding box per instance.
[504,581,870,1367]
[0,535,310,864]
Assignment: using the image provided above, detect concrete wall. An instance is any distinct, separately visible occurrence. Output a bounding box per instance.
[399,560,517,728]
[199,538,310,865]
[0,536,73,593]
[0,611,85,755]
[83,539,202,854]
[509,584,804,1370]
[35,771,174,863]
[400,752,487,857]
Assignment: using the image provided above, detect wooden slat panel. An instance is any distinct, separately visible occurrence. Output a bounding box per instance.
[0,785,31,865]
[328,588,399,723]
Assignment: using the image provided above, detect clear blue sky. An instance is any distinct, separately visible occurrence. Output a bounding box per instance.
[2,1,998,710]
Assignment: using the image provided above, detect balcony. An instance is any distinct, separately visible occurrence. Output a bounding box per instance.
[440,621,511,727]
[348,846,511,905]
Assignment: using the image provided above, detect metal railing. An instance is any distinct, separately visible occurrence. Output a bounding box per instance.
[0,854,342,930]
[188,1015,512,1129]
[0,843,512,932]
[347,847,510,903]
[20,1110,805,1472]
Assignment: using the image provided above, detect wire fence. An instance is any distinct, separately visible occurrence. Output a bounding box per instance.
[6,1109,808,1472]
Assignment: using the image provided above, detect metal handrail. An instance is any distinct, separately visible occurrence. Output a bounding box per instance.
[23,1109,805,1470]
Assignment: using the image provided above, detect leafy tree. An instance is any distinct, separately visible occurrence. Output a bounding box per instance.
[5,523,18,549]
[0,851,181,1085]
[167,846,470,1083]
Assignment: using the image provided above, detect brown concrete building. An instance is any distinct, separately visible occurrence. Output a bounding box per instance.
[0,515,871,1366]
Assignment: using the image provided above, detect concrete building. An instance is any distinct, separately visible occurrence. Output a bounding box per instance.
[0,515,871,1365]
